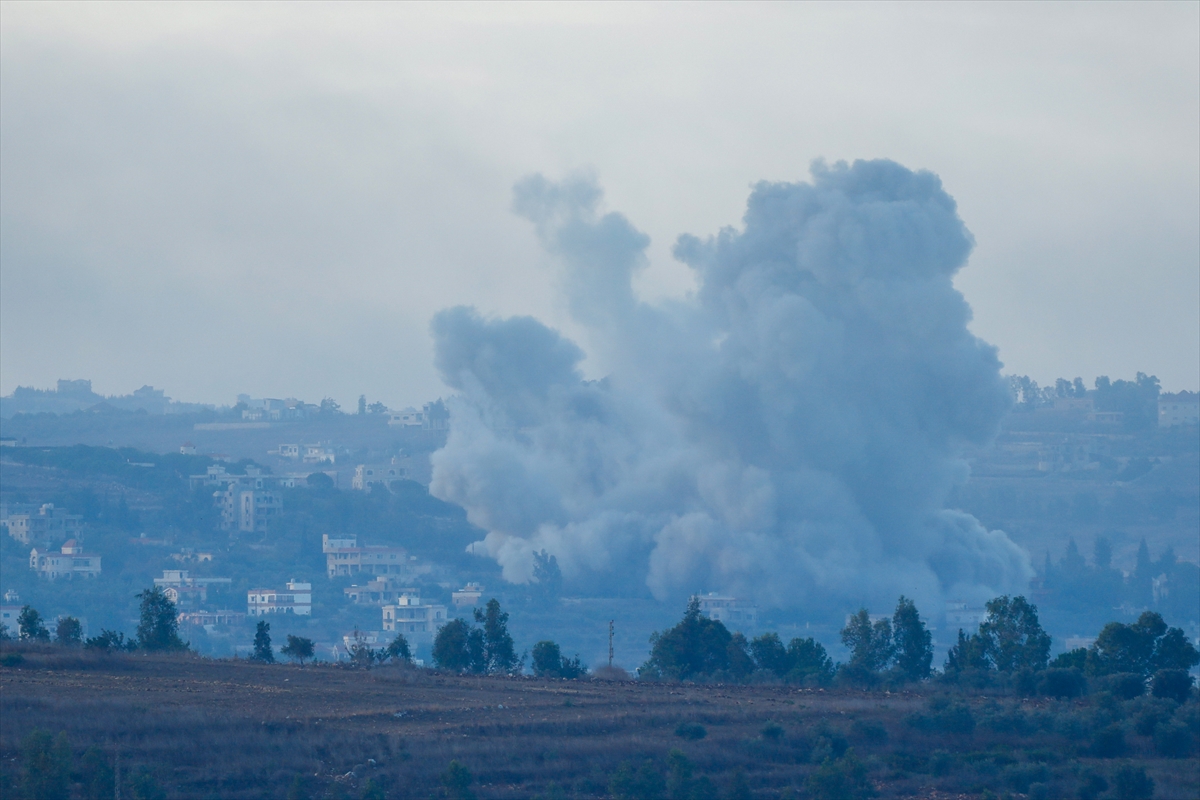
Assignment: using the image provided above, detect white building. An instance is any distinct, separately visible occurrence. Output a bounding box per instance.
[945,602,988,630]
[153,570,231,610]
[247,580,312,616]
[0,604,21,633]
[382,591,447,638]
[387,407,424,427]
[30,540,102,580]
[452,582,485,608]
[352,459,412,491]
[693,592,757,632]
[322,534,424,579]
[1159,391,1200,427]
[345,577,421,606]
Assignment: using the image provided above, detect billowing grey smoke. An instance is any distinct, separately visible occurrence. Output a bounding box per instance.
[429,159,1031,612]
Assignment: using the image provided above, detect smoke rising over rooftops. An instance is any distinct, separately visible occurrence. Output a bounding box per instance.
[429,159,1032,611]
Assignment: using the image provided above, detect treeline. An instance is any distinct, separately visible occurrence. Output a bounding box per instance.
[1039,536,1199,627]
[0,587,186,654]
[632,594,1199,699]
[1008,372,1163,428]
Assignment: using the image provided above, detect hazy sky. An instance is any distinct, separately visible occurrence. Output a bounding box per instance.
[2,2,1197,408]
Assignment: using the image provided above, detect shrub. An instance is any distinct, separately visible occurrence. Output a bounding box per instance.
[532,640,586,679]
[1153,719,1194,758]
[79,746,114,800]
[1088,725,1126,758]
[1037,667,1086,699]
[908,698,975,736]
[21,729,70,800]
[674,721,706,741]
[1097,672,1144,700]
[1001,763,1049,793]
[806,749,873,800]
[609,760,665,800]
[440,760,476,800]
[1110,763,1153,800]
[128,767,166,800]
[850,719,887,745]
[85,630,134,653]
[384,633,412,664]
[1150,668,1194,703]
[1075,769,1107,800]
[761,721,784,741]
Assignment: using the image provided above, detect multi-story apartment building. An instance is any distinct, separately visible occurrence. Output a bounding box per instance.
[693,592,757,632]
[322,534,428,579]
[6,503,83,545]
[382,591,447,638]
[29,540,102,580]
[246,580,312,616]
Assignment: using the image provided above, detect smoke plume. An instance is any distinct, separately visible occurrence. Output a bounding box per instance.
[429,159,1031,611]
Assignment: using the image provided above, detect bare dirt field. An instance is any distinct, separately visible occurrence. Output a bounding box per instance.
[1,647,1196,799]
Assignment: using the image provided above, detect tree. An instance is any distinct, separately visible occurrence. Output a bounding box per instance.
[642,598,733,681]
[79,746,114,800]
[978,595,1050,672]
[841,609,894,672]
[136,587,187,652]
[18,606,50,641]
[55,616,83,646]
[1089,612,1199,678]
[20,729,70,800]
[281,635,315,665]
[347,629,379,667]
[433,619,478,673]
[727,632,755,680]
[367,401,388,414]
[944,629,989,674]
[891,596,933,681]
[475,598,518,674]
[786,637,835,684]
[319,397,341,415]
[385,632,412,663]
[750,633,789,677]
[531,550,563,604]
[0,621,10,640]
[532,640,586,679]
[252,620,275,663]
[358,395,367,415]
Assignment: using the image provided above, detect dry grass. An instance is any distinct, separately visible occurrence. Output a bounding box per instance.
[1,644,1196,799]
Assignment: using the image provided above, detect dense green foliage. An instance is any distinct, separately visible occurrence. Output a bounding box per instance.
[251,621,274,663]
[432,599,518,674]
[281,634,316,664]
[531,640,586,678]
[135,587,187,652]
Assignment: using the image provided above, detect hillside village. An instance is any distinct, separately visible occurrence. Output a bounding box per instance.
[0,377,1197,668]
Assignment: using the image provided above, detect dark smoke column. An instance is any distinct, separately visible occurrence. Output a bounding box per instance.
[429,159,1030,613]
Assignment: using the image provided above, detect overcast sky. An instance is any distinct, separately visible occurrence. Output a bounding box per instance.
[2,2,1197,408]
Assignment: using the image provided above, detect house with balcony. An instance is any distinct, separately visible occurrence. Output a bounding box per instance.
[247,580,312,616]
[30,540,101,580]
[382,591,447,639]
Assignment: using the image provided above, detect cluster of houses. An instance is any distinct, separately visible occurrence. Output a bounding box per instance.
[1,502,102,581]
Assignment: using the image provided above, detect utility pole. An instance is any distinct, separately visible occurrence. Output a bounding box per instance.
[608,620,614,668]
